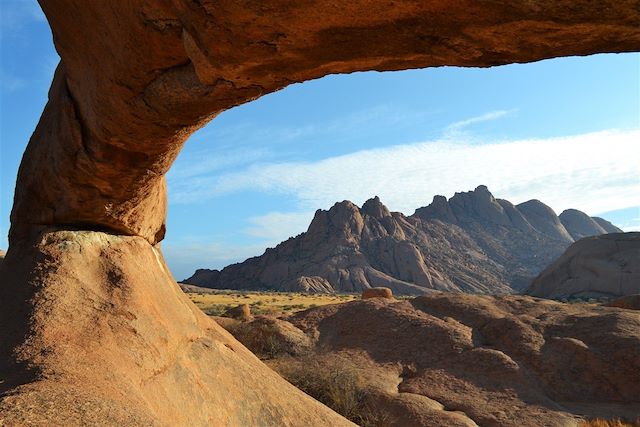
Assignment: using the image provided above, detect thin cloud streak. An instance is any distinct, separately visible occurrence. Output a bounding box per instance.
[444,109,514,137]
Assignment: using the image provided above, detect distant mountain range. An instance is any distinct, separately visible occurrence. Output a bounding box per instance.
[183,186,621,294]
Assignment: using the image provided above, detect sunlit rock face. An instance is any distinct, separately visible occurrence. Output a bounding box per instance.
[186,187,617,294]
[2,0,639,424]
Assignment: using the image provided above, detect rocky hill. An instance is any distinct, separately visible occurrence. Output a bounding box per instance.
[185,186,621,294]
[527,232,640,299]
[218,293,640,426]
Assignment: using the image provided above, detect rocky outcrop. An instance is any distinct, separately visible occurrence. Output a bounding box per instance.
[4,1,640,424]
[224,304,252,321]
[607,294,640,310]
[592,216,624,234]
[0,230,350,425]
[186,186,618,293]
[11,2,638,248]
[362,287,394,299]
[515,200,574,243]
[527,233,640,299]
[222,295,640,426]
[560,209,622,240]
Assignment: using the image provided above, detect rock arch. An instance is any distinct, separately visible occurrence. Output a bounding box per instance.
[1,1,639,425]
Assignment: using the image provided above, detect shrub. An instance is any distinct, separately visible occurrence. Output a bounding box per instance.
[277,358,385,426]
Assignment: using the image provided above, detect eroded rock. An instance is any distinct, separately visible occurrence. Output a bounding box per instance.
[3,1,640,424]
[0,230,351,425]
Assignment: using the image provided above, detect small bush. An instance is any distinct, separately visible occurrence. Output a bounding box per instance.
[202,304,230,317]
[277,359,384,426]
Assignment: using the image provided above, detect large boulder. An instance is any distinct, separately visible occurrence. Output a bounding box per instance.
[362,287,394,299]
[527,233,640,299]
[224,303,253,321]
[0,230,351,426]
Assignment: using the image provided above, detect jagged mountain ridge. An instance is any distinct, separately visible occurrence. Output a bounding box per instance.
[184,186,621,294]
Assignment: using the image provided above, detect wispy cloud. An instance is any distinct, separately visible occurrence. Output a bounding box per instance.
[187,103,438,151]
[444,110,514,138]
[243,211,315,242]
[169,127,640,217]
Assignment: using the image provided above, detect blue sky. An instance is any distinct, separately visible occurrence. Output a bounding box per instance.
[1,2,639,279]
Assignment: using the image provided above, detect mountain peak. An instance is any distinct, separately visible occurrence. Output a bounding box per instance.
[474,184,491,196]
[306,199,364,239]
[362,196,391,219]
[559,209,608,240]
[516,200,573,243]
[185,186,623,295]
[414,194,457,223]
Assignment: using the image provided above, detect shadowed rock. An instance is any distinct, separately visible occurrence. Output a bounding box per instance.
[527,233,640,299]
[560,209,611,240]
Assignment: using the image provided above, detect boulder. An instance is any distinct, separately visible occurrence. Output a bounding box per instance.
[606,294,640,310]
[224,303,252,321]
[527,233,640,299]
[0,230,351,426]
[362,287,394,299]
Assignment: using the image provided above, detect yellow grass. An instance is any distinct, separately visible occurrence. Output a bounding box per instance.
[579,419,639,427]
[186,289,358,316]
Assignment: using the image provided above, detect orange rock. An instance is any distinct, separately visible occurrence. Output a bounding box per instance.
[0,230,351,425]
[9,1,640,246]
[362,287,394,299]
[607,295,640,310]
[224,303,252,321]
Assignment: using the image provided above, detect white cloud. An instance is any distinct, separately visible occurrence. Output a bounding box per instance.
[244,211,315,242]
[169,128,640,217]
[444,109,513,138]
